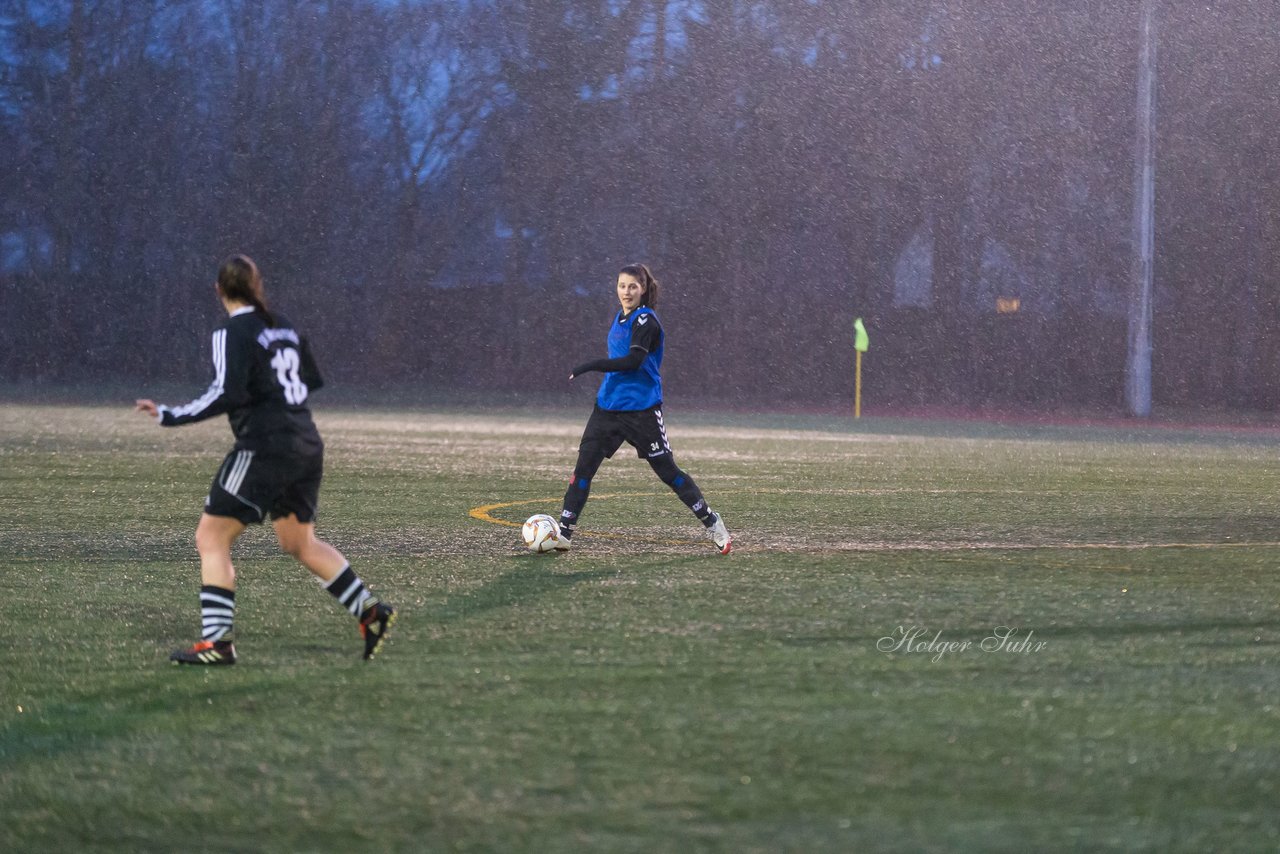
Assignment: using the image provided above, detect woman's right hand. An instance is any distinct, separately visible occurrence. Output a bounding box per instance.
[134,399,159,417]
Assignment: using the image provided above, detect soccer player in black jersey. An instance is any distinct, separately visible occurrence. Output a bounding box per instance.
[135,255,395,664]
[558,263,732,554]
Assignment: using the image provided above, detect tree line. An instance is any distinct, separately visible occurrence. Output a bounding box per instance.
[3,1,1279,411]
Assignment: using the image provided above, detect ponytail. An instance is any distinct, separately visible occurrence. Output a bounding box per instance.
[245,292,275,328]
[217,254,276,327]
[620,263,659,308]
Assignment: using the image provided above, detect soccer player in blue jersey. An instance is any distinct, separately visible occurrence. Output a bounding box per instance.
[557,263,732,554]
[135,255,395,664]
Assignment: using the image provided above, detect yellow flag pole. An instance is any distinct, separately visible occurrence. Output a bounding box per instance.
[855,350,862,419]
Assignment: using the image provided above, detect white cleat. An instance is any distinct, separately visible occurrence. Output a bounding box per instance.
[554,530,572,551]
[708,514,732,555]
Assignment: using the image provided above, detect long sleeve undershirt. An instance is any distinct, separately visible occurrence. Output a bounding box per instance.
[572,346,647,377]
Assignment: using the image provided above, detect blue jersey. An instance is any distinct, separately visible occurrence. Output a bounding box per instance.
[597,307,664,411]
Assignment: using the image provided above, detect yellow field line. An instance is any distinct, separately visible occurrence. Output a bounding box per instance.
[469,493,695,544]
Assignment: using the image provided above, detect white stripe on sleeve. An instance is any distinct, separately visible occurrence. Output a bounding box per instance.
[170,329,228,419]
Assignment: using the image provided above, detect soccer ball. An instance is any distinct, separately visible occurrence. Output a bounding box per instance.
[521,513,561,552]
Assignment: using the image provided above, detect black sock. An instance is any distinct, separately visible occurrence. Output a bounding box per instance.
[560,475,592,538]
[685,494,716,527]
[324,565,374,618]
[200,585,236,642]
[666,469,716,526]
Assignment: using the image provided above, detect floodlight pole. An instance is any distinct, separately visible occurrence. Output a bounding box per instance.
[1125,0,1157,417]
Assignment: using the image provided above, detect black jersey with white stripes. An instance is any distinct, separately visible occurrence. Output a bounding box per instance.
[159,306,324,453]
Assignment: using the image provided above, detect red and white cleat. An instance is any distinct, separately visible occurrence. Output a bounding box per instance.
[709,514,732,555]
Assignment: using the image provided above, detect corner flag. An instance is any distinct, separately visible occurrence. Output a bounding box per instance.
[853,318,868,419]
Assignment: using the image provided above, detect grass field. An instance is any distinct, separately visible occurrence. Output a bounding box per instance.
[2,402,1279,852]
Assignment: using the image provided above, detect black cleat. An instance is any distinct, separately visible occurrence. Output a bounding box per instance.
[170,639,237,666]
[359,600,396,660]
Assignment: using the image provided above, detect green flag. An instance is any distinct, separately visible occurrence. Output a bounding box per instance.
[854,317,869,353]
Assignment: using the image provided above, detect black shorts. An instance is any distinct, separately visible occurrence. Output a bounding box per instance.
[205,447,324,525]
[580,403,672,460]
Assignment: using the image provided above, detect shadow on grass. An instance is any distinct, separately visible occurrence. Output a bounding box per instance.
[0,562,658,766]
[0,680,263,764]
[426,562,618,626]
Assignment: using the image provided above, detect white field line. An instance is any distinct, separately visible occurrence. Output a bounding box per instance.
[470,490,1280,553]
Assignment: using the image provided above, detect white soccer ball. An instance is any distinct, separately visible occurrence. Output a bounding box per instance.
[521,513,561,553]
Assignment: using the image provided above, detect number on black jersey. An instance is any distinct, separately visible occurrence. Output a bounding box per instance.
[270,347,308,405]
